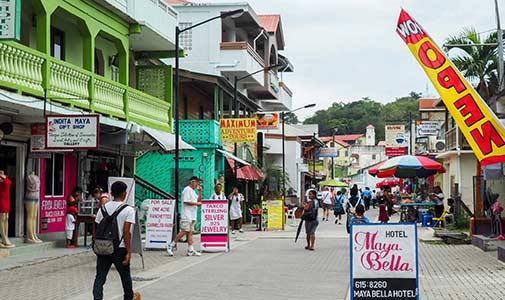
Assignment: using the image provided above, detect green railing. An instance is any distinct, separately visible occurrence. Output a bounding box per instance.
[0,41,171,132]
[179,120,221,146]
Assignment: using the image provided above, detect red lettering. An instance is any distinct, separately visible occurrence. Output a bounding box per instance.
[454,94,484,126]
[418,40,446,69]
[470,121,505,155]
[437,66,466,93]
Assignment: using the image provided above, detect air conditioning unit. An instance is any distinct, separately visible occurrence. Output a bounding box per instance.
[431,139,446,152]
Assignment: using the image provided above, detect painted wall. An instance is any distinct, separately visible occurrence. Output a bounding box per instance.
[51,13,84,68]
[264,136,302,196]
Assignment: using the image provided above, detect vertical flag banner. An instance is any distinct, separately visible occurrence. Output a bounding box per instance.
[396,9,505,166]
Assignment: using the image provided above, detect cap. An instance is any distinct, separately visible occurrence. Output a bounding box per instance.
[68,206,78,215]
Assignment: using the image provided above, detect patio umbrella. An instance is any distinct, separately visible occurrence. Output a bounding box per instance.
[318,179,348,187]
[368,160,387,176]
[375,178,401,188]
[375,155,445,178]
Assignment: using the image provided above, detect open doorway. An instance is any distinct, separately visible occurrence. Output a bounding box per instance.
[0,145,17,237]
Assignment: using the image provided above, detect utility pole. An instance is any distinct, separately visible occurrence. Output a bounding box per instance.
[495,0,505,90]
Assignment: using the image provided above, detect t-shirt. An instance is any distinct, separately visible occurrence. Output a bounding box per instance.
[66,214,75,231]
[210,192,226,200]
[433,192,444,205]
[362,190,372,199]
[181,186,199,221]
[95,201,136,248]
[321,191,332,205]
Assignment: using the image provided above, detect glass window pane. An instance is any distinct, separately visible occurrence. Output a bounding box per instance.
[54,154,64,196]
[44,156,53,196]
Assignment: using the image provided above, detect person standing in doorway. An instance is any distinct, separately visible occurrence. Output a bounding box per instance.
[210,183,226,200]
[92,181,137,300]
[321,187,333,221]
[228,187,245,234]
[167,176,202,257]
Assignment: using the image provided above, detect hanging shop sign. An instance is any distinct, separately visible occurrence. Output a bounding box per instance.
[397,9,505,166]
[350,223,419,300]
[385,125,407,147]
[145,199,176,249]
[261,199,284,231]
[317,148,340,158]
[416,121,441,137]
[220,118,257,142]
[255,112,280,129]
[0,0,20,40]
[201,200,229,252]
[108,177,135,206]
[45,115,99,149]
[385,147,407,157]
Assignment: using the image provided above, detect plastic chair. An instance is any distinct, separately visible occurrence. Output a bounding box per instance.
[422,214,434,227]
[432,209,448,227]
[286,207,297,225]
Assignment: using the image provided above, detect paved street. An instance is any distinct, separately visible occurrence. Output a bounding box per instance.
[1,209,505,299]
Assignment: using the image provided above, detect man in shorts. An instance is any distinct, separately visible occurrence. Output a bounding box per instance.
[167,176,202,256]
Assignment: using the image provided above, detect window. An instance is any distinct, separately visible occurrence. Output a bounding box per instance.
[372,154,376,160]
[44,153,64,197]
[94,49,104,76]
[111,65,120,82]
[179,22,193,51]
[50,27,65,60]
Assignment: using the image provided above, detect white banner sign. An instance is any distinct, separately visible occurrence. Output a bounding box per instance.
[350,223,418,300]
[0,0,20,40]
[417,121,441,137]
[201,200,229,252]
[145,199,175,249]
[46,115,99,149]
[385,125,407,147]
[108,177,135,206]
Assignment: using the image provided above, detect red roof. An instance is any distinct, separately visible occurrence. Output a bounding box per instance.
[419,98,437,110]
[366,124,375,129]
[318,137,350,147]
[333,134,364,141]
[259,15,280,32]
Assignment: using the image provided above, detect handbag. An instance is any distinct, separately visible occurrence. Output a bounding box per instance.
[302,202,318,221]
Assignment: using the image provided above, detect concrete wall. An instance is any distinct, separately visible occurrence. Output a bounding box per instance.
[441,153,477,210]
[264,136,302,196]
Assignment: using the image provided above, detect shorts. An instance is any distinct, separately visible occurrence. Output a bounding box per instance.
[322,203,332,210]
[305,220,319,235]
[66,230,73,240]
[180,219,196,232]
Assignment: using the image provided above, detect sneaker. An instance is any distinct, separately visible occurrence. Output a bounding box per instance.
[166,244,175,256]
[133,291,141,300]
[231,230,236,234]
[239,229,244,233]
[187,250,201,256]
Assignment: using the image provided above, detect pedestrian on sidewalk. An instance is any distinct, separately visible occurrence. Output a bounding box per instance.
[228,186,245,234]
[210,183,226,200]
[303,190,319,251]
[321,186,332,221]
[350,205,370,224]
[65,206,78,248]
[362,187,372,210]
[333,191,345,224]
[378,198,389,223]
[345,185,363,234]
[167,176,202,257]
[92,181,136,300]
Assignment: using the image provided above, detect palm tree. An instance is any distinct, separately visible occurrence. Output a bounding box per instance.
[443,27,499,100]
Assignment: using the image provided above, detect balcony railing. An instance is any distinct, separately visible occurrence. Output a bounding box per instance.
[445,127,471,150]
[179,120,220,146]
[220,42,265,67]
[0,41,171,132]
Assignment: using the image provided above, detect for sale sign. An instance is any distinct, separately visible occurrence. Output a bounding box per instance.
[201,200,229,252]
[145,199,175,249]
[350,223,418,300]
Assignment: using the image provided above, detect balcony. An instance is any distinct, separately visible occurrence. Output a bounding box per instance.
[445,127,471,151]
[260,81,292,111]
[179,120,221,146]
[96,0,177,51]
[0,41,171,132]
[219,42,265,86]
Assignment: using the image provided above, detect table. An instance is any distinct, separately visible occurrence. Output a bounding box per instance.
[398,202,436,222]
[72,215,96,247]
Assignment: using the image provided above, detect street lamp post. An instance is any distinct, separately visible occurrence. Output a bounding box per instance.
[280,103,315,198]
[331,127,337,179]
[174,9,243,236]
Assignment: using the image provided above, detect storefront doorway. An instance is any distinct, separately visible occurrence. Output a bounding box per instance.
[0,145,17,236]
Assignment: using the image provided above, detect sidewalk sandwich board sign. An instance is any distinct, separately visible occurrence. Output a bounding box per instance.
[145,199,175,249]
[201,200,229,252]
[261,200,284,231]
[350,223,418,300]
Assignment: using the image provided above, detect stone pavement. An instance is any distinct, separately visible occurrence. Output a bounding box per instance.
[1,208,505,299]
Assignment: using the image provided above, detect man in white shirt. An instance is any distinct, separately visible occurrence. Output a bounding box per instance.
[167,176,202,256]
[93,181,136,300]
[321,187,333,221]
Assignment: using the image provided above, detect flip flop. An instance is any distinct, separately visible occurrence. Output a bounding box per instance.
[305,246,310,250]
[309,248,315,251]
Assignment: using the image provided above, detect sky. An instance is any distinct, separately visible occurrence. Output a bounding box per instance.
[191,0,499,120]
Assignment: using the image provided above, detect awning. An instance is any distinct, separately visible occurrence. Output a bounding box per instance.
[141,126,196,151]
[225,158,264,181]
[217,149,250,166]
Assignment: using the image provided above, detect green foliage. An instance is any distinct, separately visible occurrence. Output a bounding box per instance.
[303,94,421,141]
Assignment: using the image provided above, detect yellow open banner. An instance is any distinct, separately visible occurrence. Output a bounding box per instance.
[220,118,257,142]
[396,9,505,166]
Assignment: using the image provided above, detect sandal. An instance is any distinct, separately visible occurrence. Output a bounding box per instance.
[305,246,310,250]
[309,248,315,251]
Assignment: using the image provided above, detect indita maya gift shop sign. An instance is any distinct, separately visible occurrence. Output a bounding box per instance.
[46,115,99,149]
[201,200,229,252]
[350,223,418,300]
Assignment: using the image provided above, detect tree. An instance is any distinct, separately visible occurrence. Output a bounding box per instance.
[443,27,499,100]
[283,111,299,124]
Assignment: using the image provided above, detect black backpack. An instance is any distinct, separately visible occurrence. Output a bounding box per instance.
[92,204,128,256]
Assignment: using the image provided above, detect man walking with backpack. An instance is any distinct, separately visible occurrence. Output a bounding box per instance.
[93,181,136,300]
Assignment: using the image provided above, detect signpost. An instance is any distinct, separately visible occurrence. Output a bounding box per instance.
[220,118,257,142]
[0,0,20,40]
[350,223,418,300]
[317,148,340,158]
[261,200,284,231]
[45,115,99,149]
[201,200,229,252]
[145,199,175,249]
[416,121,441,137]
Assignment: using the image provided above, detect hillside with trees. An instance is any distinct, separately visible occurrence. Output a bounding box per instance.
[303,92,422,141]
